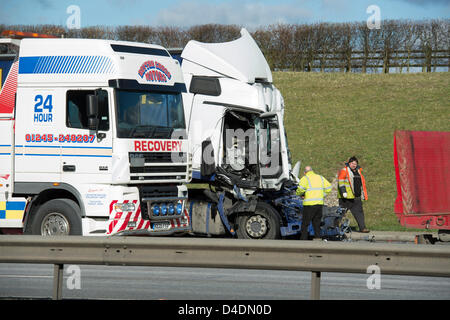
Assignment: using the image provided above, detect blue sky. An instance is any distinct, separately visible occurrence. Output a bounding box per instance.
[1,0,449,28]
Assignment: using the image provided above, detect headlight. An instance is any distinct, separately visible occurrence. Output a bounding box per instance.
[161,203,167,215]
[152,204,160,216]
[114,202,136,212]
[150,201,184,217]
[168,203,175,215]
[176,203,183,214]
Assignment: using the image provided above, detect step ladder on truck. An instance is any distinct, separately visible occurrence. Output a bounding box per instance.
[0,31,192,236]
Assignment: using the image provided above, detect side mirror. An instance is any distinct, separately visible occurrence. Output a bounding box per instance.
[87,94,99,130]
[260,112,277,119]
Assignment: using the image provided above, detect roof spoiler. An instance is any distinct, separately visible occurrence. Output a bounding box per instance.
[0,38,21,47]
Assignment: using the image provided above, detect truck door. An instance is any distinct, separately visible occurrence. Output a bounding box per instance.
[14,88,62,182]
[61,89,112,183]
[258,115,282,179]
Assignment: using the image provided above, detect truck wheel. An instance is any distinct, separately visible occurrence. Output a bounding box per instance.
[438,230,450,242]
[30,199,82,236]
[236,202,281,240]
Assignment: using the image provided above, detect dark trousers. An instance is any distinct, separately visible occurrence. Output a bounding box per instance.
[300,205,323,240]
[339,197,366,231]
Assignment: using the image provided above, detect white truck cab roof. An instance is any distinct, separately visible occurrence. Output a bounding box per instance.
[181,29,272,84]
[16,38,184,89]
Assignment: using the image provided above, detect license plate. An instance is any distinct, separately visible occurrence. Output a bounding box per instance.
[152,221,171,231]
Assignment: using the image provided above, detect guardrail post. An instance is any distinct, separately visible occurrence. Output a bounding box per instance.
[310,271,321,300]
[53,264,64,300]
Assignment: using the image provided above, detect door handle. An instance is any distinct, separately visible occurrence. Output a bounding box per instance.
[63,165,76,172]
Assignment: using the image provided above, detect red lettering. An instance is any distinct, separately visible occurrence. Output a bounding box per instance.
[134,141,141,151]
[148,141,153,151]
[141,141,147,152]
[167,141,172,151]
[154,141,160,151]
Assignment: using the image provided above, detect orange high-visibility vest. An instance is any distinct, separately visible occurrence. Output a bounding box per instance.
[338,166,368,200]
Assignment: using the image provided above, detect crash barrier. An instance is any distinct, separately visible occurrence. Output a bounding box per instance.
[0,235,450,300]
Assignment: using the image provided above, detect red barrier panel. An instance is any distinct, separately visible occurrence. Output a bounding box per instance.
[394,130,450,229]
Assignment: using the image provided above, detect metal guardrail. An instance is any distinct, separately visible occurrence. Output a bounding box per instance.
[1,235,450,300]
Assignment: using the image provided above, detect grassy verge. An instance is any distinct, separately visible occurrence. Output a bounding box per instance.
[273,72,450,231]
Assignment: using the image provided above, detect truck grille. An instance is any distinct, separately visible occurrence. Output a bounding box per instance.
[130,166,187,174]
[131,152,187,163]
[129,152,188,182]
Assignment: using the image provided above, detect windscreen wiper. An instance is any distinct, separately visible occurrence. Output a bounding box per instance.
[130,125,155,138]
[152,127,174,139]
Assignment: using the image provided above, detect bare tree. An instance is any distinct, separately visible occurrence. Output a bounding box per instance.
[251,27,275,69]
[266,23,294,71]
[157,26,188,48]
[397,20,420,73]
[1,19,448,73]
[187,24,240,43]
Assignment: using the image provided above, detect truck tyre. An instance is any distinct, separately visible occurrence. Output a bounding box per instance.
[236,202,281,240]
[30,199,82,236]
[438,230,450,242]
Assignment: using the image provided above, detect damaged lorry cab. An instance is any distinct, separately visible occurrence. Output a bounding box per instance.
[0,35,191,236]
[175,29,348,240]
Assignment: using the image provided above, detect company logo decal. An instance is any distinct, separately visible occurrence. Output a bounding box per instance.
[138,60,171,83]
[134,140,182,152]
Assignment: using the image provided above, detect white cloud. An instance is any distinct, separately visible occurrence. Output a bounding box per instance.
[154,0,312,28]
[394,0,450,6]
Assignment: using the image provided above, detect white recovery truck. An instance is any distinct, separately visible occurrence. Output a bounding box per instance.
[173,29,348,240]
[0,35,191,236]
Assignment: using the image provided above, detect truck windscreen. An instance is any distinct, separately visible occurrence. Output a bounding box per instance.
[116,90,186,139]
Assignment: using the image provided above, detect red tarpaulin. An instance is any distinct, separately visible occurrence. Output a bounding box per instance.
[394,130,450,229]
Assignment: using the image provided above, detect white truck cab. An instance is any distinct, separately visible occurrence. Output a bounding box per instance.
[174,29,299,240]
[0,37,191,236]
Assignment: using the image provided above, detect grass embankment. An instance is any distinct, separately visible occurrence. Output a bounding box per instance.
[273,72,450,231]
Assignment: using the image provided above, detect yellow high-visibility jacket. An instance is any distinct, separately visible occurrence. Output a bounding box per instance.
[296,171,332,206]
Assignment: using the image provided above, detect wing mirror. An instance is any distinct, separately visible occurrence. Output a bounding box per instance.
[87,94,99,131]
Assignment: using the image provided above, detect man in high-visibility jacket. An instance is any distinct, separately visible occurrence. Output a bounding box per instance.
[338,156,369,233]
[296,166,332,240]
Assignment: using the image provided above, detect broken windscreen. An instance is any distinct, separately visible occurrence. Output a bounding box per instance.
[116,90,186,139]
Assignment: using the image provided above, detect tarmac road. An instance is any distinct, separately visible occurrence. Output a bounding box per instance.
[0,263,449,300]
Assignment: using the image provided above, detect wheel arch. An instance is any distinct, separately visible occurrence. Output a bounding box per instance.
[15,182,85,233]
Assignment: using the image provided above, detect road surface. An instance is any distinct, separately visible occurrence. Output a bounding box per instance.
[0,263,449,300]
